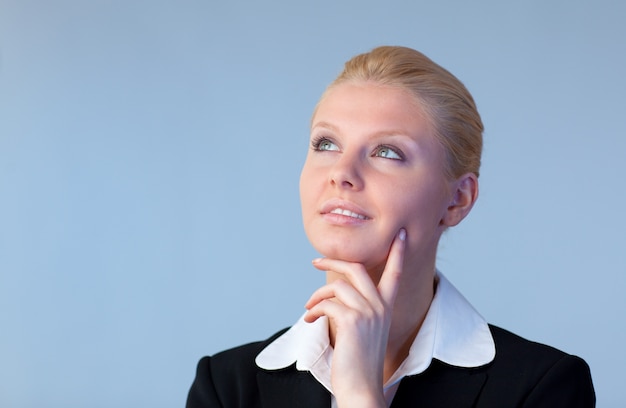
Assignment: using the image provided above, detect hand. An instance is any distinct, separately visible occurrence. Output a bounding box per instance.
[303,229,407,408]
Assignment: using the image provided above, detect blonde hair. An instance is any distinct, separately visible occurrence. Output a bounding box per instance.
[319,46,483,179]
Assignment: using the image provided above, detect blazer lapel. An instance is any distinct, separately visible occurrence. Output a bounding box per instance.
[257,366,330,408]
[391,361,488,408]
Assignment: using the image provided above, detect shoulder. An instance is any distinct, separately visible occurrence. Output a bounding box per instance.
[186,328,289,408]
[489,324,568,364]
[481,324,595,407]
[488,324,589,375]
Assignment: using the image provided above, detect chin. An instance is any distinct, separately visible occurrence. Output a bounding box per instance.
[314,240,387,269]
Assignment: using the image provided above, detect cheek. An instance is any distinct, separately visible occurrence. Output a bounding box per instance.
[385,199,421,238]
[387,187,448,233]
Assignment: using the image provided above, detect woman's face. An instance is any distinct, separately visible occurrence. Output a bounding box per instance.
[300,82,455,274]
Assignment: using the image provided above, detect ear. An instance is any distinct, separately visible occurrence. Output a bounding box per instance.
[442,173,479,227]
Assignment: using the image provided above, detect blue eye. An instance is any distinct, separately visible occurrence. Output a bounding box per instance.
[374,145,403,160]
[312,137,339,152]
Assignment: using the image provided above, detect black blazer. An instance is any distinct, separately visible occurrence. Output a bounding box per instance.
[187,325,595,407]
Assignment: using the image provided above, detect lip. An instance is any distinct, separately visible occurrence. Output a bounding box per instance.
[320,198,372,222]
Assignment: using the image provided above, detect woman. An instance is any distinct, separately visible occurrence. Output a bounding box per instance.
[187,46,595,407]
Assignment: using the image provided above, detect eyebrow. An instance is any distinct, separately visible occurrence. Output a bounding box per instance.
[310,121,339,133]
[312,121,414,141]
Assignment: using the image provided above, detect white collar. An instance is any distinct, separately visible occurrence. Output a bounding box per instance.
[255,271,495,393]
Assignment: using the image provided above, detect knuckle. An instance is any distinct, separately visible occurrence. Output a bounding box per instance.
[372,302,386,317]
[343,309,361,325]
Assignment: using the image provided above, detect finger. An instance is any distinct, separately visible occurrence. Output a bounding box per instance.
[305,280,369,311]
[304,298,349,323]
[311,258,380,302]
[377,228,406,307]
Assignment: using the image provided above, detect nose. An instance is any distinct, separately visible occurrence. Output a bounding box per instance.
[329,153,364,190]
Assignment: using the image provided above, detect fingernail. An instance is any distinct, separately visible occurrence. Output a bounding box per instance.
[312,258,322,264]
[399,229,406,241]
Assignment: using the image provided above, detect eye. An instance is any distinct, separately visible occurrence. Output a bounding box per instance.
[312,137,340,152]
[374,145,403,160]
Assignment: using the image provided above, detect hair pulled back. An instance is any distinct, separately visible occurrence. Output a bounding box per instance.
[322,46,483,179]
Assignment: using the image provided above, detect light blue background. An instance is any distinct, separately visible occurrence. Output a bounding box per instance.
[1,1,624,406]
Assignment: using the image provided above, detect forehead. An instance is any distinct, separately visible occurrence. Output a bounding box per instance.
[312,82,433,138]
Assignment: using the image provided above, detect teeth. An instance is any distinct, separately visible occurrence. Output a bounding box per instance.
[330,208,367,220]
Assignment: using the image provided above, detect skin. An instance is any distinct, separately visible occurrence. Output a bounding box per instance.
[299,81,478,407]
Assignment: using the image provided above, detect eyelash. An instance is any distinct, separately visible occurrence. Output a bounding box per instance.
[311,136,335,151]
[310,136,405,161]
[374,144,405,160]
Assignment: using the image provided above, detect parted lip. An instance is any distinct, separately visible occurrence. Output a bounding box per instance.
[320,199,371,220]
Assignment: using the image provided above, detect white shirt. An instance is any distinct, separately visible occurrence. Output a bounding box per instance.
[255,271,495,407]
